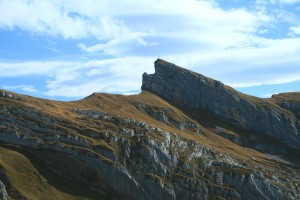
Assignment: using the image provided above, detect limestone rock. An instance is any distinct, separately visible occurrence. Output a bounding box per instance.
[0,90,18,100]
[0,181,8,200]
[142,59,300,149]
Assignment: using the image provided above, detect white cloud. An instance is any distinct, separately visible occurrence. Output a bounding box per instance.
[279,0,300,4]
[2,85,38,93]
[0,0,129,39]
[290,25,300,35]
[0,61,75,77]
[0,0,270,52]
[262,0,300,4]
[0,57,152,98]
[78,43,106,53]
[44,57,154,97]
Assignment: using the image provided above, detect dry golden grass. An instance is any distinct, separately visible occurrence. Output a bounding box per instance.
[76,91,274,164]
[271,92,300,103]
[2,90,277,163]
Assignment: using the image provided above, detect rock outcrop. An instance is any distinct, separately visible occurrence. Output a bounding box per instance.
[136,103,199,130]
[271,93,300,120]
[142,59,300,149]
[0,90,19,100]
[0,181,8,200]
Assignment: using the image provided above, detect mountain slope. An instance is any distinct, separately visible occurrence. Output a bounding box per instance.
[0,145,112,200]
[0,59,299,200]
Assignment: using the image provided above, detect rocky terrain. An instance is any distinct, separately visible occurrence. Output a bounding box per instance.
[0,59,299,200]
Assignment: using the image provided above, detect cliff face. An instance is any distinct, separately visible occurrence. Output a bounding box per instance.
[271,92,300,120]
[0,60,299,200]
[142,59,300,149]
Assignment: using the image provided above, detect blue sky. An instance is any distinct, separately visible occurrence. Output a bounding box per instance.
[0,0,300,100]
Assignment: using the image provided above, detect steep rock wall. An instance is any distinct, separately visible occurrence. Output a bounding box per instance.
[142,59,300,149]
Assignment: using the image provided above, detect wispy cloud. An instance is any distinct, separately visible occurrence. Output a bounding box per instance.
[78,43,106,53]
[279,0,300,4]
[1,58,147,98]
[43,57,154,97]
[290,26,300,35]
[0,61,71,77]
[0,1,129,39]
[1,84,38,93]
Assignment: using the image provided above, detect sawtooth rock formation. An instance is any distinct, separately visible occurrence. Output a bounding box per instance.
[0,59,299,200]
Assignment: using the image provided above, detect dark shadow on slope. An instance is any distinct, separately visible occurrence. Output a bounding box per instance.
[0,165,25,200]
[0,142,117,200]
[185,105,300,166]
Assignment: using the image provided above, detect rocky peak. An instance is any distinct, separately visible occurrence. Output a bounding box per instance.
[142,59,300,149]
[142,60,224,111]
[152,59,203,78]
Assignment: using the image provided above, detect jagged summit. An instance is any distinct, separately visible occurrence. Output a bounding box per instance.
[143,59,222,91]
[152,59,205,77]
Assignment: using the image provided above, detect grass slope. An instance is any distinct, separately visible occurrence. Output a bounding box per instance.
[0,144,112,200]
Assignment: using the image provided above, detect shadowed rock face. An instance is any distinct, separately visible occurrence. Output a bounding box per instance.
[142,59,300,149]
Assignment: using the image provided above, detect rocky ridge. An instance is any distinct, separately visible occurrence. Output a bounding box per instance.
[0,59,299,200]
[142,59,300,149]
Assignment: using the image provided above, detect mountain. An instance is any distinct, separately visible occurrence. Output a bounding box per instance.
[0,59,299,200]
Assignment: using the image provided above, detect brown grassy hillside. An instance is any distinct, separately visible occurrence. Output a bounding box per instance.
[0,89,299,199]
